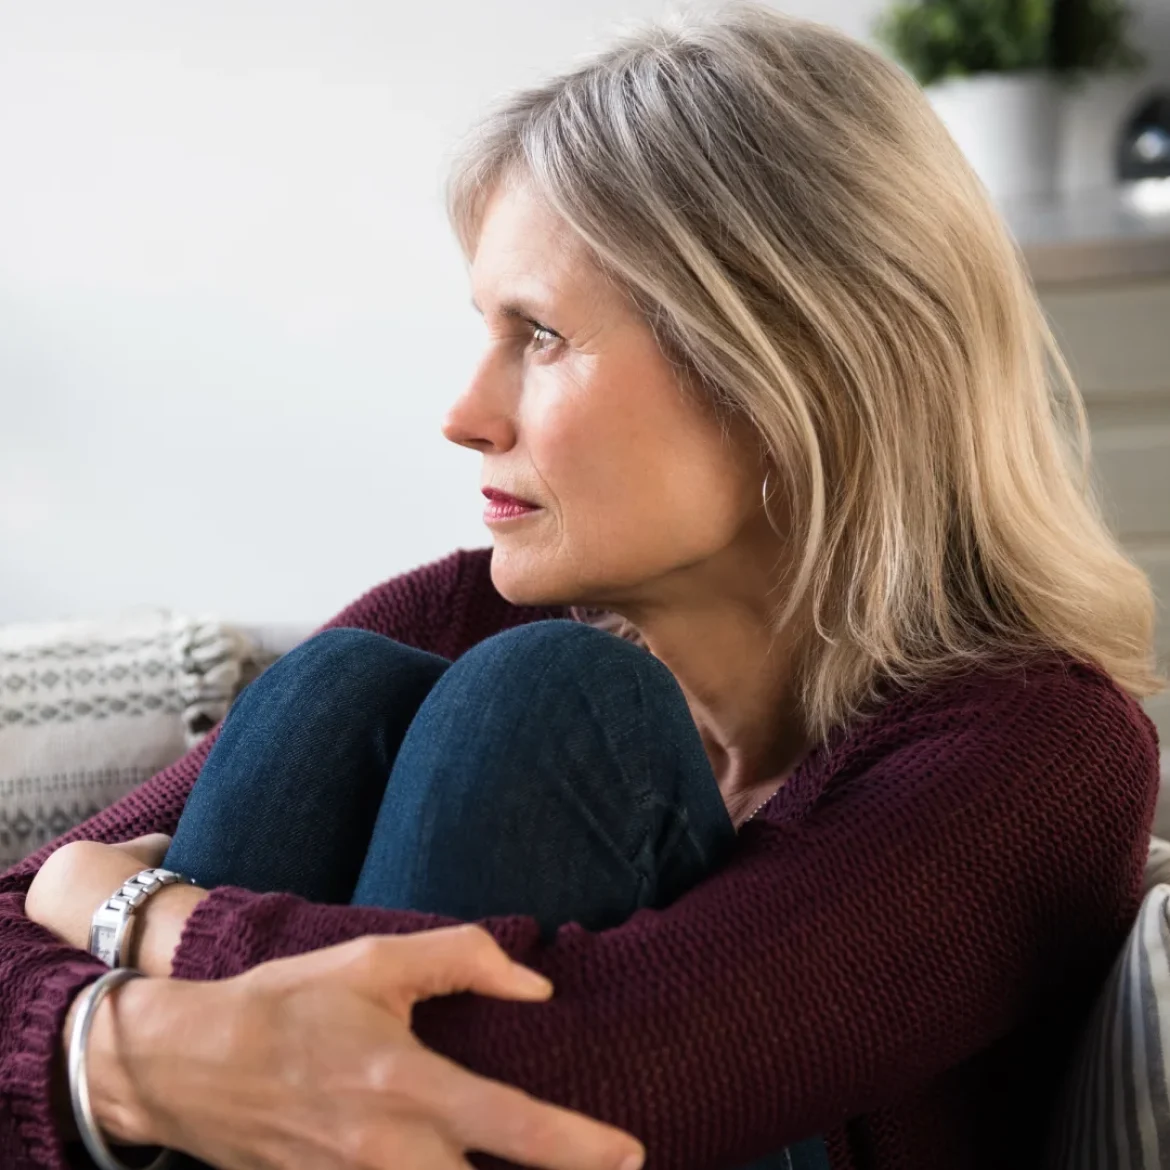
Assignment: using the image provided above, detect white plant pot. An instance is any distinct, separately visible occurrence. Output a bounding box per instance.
[927,71,1061,204]
[1059,71,1152,195]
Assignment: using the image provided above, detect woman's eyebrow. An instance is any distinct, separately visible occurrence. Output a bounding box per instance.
[470,297,552,322]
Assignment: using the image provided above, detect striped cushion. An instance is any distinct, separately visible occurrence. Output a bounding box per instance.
[1048,882,1170,1168]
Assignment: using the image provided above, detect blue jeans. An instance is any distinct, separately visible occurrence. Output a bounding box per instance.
[164,620,828,1170]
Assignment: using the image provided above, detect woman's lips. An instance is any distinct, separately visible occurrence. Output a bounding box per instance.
[482,487,541,525]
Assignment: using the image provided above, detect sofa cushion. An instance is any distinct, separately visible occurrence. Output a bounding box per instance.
[1048,878,1170,1168]
[0,610,266,870]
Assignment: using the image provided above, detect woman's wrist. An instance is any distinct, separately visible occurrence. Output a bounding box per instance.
[130,883,212,977]
[25,837,207,977]
[57,976,171,1148]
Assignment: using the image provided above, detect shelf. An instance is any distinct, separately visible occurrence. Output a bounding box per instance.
[1001,184,1170,286]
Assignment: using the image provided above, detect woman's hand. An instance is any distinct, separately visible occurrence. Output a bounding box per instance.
[90,925,645,1170]
[25,835,209,974]
[31,844,645,1166]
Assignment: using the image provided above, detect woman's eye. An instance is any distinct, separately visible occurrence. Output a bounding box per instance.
[529,324,560,353]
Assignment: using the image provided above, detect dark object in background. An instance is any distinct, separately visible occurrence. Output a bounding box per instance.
[1050,0,1145,74]
[1118,91,1170,181]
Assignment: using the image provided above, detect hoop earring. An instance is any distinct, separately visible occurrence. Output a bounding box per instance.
[761,470,783,539]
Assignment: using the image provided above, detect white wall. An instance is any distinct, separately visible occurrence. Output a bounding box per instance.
[2,0,1167,625]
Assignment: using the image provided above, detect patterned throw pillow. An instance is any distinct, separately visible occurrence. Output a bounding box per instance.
[0,610,267,870]
[1047,879,1170,1168]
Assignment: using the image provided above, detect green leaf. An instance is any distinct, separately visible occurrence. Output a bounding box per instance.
[873,0,1143,84]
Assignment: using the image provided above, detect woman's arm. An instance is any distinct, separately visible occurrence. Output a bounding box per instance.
[0,548,514,1170]
[157,664,1156,1169]
[50,928,645,1170]
[26,843,645,1170]
[4,540,1154,1169]
[0,769,204,1170]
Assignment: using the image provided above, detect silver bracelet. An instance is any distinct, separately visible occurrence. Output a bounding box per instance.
[67,967,173,1170]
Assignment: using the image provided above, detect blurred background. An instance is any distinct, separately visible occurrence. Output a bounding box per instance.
[3,1,1170,861]
[1,0,1168,627]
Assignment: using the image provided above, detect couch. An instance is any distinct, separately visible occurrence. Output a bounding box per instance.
[0,609,314,869]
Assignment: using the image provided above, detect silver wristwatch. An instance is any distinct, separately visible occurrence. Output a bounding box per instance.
[88,867,197,968]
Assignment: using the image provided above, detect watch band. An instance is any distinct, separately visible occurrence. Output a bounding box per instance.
[88,867,197,968]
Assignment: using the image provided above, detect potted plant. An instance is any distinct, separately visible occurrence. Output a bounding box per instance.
[1050,0,1150,194]
[1050,0,1144,78]
[874,0,1146,203]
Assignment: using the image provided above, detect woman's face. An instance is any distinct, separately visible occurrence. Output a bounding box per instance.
[442,179,766,611]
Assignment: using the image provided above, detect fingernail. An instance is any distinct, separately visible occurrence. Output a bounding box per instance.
[620,1149,645,1170]
[513,963,554,996]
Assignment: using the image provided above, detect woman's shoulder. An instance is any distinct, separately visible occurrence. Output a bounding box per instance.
[800,654,1160,821]
[894,654,1155,751]
[889,653,1150,728]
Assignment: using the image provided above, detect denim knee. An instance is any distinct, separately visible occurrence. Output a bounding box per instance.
[352,618,734,924]
[282,626,429,677]
[450,619,682,712]
[168,627,451,900]
[266,627,449,708]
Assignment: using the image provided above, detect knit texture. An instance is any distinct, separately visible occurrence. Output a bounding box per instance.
[0,547,1160,1170]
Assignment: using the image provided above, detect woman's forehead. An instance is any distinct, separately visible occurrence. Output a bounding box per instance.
[470,187,610,320]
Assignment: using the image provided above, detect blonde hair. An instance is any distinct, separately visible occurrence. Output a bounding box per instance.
[446,1,1163,737]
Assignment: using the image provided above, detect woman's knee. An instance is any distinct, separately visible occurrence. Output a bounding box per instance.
[176,626,450,900]
[260,628,449,709]
[454,619,675,694]
[187,628,450,826]
[434,619,692,739]
[360,619,730,926]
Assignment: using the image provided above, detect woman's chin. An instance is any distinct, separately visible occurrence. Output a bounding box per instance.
[489,544,581,609]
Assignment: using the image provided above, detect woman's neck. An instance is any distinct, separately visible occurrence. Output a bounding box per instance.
[620,594,810,821]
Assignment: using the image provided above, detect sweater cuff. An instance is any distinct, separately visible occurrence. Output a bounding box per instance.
[169,885,480,983]
[171,886,265,981]
[171,885,356,981]
[7,954,107,1170]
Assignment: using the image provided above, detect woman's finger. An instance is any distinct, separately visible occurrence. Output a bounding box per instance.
[344,926,554,1010]
[414,1049,644,1170]
[357,1115,471,1170]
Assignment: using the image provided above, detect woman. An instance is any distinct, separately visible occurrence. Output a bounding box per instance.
[3,5,1163,1169]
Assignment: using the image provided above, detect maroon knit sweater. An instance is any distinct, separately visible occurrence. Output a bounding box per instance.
[0,548,1160,1170]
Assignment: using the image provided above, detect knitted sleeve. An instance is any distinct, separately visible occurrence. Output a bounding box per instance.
[166,662,1159,1169]
[0,547,508,1170]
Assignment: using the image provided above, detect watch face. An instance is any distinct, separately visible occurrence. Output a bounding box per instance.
[92,924,116,964]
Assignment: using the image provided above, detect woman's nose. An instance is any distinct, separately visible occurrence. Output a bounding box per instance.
[441,360,517,453]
